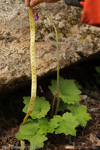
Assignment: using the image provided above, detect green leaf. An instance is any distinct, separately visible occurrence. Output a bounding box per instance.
[48,116,60,133]
[38,118,49,134]
[58,100,67,112]
[50,112,79,136]
[16,119,47,150]
[29,134,47,150]
[23,96,50,119]
[38,117,59,134]
[67,103,91,127]
[49,76,81,104]
[74,81,83,90]
[20,119,39,135]
[96,66,100,74]
[16,119,39,139]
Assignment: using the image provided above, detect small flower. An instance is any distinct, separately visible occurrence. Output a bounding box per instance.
[40,88,43,93]
[33,7,39,21]
[39,85,43,93]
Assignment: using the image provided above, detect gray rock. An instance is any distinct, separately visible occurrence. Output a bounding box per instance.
[0,0,100,94]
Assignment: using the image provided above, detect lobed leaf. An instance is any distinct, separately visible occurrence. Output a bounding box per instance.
[48,115,61,133]
[49,76,81,104]
[16,119,47,150]
[38,118,49,134]
[58,100,67,112]
[67,103,91,127]
[74,81,83,90]
[49,112,79,136]
[23,96,50,119]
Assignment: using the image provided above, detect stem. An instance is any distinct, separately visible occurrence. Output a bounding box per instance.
[50,95,56,118]
[20,140,25,150]
[40,6,60,115]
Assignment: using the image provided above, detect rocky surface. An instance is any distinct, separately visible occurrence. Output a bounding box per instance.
[0,0,100,94]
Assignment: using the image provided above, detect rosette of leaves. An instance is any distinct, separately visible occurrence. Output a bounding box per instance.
[16,77,91,150]
[49,76,82,104]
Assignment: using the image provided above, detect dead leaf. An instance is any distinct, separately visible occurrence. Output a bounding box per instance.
[97,140,100,146]
[89,134,100,146]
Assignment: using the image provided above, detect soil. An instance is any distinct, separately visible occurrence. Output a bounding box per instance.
[0,60,100,150]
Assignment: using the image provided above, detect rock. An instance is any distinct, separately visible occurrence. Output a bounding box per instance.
[0,0,100,94]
